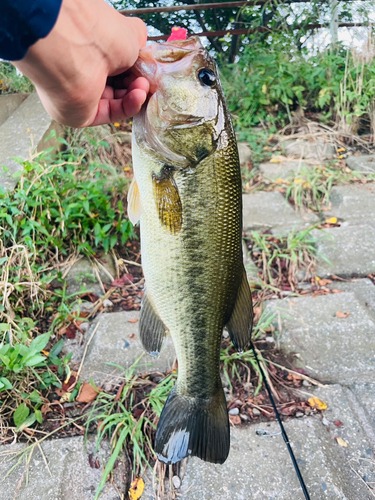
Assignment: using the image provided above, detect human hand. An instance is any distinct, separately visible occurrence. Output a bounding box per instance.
[13,0,149,127]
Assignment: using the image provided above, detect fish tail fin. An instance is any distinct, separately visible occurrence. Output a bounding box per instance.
[154,386,229,465]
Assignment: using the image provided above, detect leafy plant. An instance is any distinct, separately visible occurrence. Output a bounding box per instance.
[247,225,326,288]
[222,32,375,136]
[0,62,34,94]
[221,309,276,394]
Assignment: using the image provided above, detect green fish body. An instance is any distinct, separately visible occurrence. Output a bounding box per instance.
[129,37,253,465]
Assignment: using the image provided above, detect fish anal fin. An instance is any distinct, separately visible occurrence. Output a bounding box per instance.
[139,291,167,357]
[152,165,182,235]
[127,178,142,225]
[226,265,253,351]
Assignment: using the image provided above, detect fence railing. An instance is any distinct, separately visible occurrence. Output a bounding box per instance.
[120,1,367,41]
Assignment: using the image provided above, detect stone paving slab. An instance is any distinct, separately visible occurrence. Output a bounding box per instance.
[259,160,310,180]
[0,93,58,191]
[284,139,335,160]
[325,184,375,224]
[349,383,375,428]
[346,155,375,174]
[63,253,117,297]
[142,385,374,499]
[0,436,126,500]
[266,291,375,384]
[77,311,176,385]
[327,279,375,321]
[243,192,318,234]
[0,93,29,127]
[314,225,375,278]
[237,142,252,165]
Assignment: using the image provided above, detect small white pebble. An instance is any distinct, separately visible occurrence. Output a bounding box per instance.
[252,408,261,416]
[103,299,113,308]
[322,417,330,426]
[172,476,181,489]
[265,336,274,343]
[229,407,239,416]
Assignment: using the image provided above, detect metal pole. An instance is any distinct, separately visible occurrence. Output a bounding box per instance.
[330,0,339,45]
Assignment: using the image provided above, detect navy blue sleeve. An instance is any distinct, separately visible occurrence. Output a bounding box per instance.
[0,1,63,61]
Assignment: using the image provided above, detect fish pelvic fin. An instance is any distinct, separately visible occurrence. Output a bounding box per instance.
[139,291,167,357]
[127,177,142,225]
[226,264,253,351]
[154,386,230,465]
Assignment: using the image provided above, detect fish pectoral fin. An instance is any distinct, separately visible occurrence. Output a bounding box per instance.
[226,265,253,351]
[127,178,142,225]
[152,166,182,235]
[139,291,167,357]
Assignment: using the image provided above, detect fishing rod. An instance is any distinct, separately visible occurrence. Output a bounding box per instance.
[249,340,311,500]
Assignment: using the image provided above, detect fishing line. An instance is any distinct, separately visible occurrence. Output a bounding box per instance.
[249,340,311,500]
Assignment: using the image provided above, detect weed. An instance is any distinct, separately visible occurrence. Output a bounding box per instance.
[221,32,375,138]
[0,62,34,94]
[0,127,135,437]
[247,226,325,289]
[221,309,276,394]
[283,162,367,211]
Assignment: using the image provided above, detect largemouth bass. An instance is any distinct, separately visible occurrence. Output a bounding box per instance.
[128,37,253,465]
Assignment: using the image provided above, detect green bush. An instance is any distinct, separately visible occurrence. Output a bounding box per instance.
[221,35,375,134]
[0,136,135,256]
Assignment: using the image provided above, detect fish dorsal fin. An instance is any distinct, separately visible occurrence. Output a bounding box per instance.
[127,178,142,225]
[152,166,182,235]
[226,265,253,351]
[139,291,168,357]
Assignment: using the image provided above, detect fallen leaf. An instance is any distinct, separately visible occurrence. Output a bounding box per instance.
[41,404,52,415]
[128,318,138,323]
[336,311,350,318]
[129,333,135,339]
[111,274,134,287]
[76,382,103,403]
[319,279,333,286]
[59,392,71,403]
[229,414,241,425]
[62,375,76,392]
[325,217,338,224]
[88,453,101,469]
[65,324,77,339]
[334,420,343,428]
[129,477,145,500]
[331,289,342,294]
[335,436,348,447]
[308,397,328,411]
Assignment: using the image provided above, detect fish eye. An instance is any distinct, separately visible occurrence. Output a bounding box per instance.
[197,68,216,87]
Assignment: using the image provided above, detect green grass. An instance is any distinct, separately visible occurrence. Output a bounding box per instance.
[0,62,34,94]
[0,127,135,438]
[221,309,276,395]
[282,162,372,211]
[247,225,327,289]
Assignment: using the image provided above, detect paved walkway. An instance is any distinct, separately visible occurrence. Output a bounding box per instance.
[1,150,375,499]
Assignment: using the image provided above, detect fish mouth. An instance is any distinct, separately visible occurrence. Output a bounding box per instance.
[133,36,205,94]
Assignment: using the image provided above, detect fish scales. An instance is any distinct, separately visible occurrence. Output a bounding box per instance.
[129,36,253,465]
